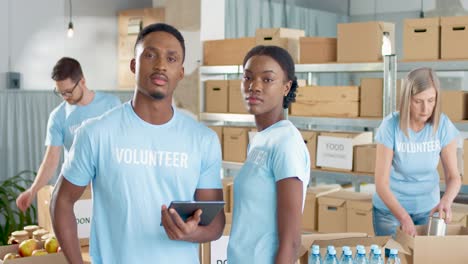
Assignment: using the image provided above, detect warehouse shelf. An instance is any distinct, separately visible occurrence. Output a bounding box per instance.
[200,113,255,126]
[200,62,385,75]
[398,60,468,72]
[201,113,384,130]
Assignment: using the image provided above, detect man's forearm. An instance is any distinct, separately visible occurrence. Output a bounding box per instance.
[51,197,83,264]
[31,163,58,194]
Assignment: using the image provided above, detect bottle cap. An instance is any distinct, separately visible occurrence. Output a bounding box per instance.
[390,248,398,255]
[329,248,337,255]
[312,245,319,251]
[370,244,378,251]
[344,249,352,256]
[312,248,320,255]
[342,246,350,252]
[374,248,382,255]
[358,248,366,254]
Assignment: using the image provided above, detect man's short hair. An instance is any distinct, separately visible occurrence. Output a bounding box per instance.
[51,57,83,82]
[134,23,185,62]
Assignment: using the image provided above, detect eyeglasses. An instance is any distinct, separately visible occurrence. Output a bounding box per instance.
[53,79,80,98]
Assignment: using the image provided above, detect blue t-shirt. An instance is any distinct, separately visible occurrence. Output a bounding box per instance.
[61,101,222,264]
[373,112,459,214]
[227,120,310,263]
[45,92,121,157]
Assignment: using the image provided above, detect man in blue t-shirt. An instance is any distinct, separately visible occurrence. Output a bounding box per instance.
[16,57,120,212]
[50,24,225,264]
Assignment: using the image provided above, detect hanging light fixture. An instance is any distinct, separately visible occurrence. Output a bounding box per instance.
[67,0,74,38]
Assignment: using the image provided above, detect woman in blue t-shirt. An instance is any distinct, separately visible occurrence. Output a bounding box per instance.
[227,46,310,263]
[373,67,461,236]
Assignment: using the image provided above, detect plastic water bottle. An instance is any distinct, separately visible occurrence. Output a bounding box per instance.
[324,245,335,260]
[369,248,384,264]
[369,244,379,262]
[309,246,322,264]
[386,249,401,264]
[339,246,351,262]
[355,245,364,260]
[323,248,339,264]
[341,249,354,264]
[355,247,369,264]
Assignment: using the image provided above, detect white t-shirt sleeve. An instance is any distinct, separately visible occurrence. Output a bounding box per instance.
[271,137,310,184]
[61,125,96,187]
[197,132,222,189]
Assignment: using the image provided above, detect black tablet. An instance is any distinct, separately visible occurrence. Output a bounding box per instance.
[168,201,225,226]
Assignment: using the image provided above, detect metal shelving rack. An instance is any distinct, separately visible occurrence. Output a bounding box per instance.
[200,58,468,193]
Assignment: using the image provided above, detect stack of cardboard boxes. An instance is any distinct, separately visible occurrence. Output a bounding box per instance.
[404,16,468,61]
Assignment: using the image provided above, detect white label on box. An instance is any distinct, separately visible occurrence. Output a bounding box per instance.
[74,199,93,239]
[210,235,229,264]
[316,136,353,170]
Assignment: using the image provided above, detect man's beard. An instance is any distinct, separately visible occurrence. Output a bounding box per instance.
[150,91,165,100]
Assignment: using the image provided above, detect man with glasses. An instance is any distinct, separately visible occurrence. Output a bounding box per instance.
[16,57,121,212]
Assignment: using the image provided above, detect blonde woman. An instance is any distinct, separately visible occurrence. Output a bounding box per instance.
[373,67,461,236]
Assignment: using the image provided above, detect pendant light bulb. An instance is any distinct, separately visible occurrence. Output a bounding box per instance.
[67,21,74,38]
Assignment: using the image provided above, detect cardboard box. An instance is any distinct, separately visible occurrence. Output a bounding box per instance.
[300,131,318,169]
[441,90,468,121]
[337,21,395,62]
[317,190,372,233]
[300,37,337,63]
[298,233,369,264]
[209,125,223,161]
[441,16,468,59]
[0,243,67,264]
[452,203,468,228]
[256,28,305,63]
[347,199,374,235]
[396,225,468,264]
[200,224,231,264]
[291,101,359,117]
[117,8,165,89]
[228,80,248,114]
[360,78,401,117]
[221,178,233,213]
[316,131,373,171]
[223,127,248,162]
[302,185,341,232]
[118,35,138,60]
[118,8,165,36]
[360,78,383,117]
[37,185,92,246]
[403,17,440,61]
[205,80,228,113]
[118,59,135,89]
[165,0,200,30]
[203,38,256,66]
[353,144,376,174]
[291,86,360,117]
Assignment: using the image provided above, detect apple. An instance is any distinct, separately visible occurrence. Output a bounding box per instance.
[31,249,48,256]
[44,236,59,253]
[18,238,39,257]
[3,252,18,260]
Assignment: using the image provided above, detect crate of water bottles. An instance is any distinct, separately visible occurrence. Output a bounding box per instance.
[299,234,404,264]
[308,244,401,264]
